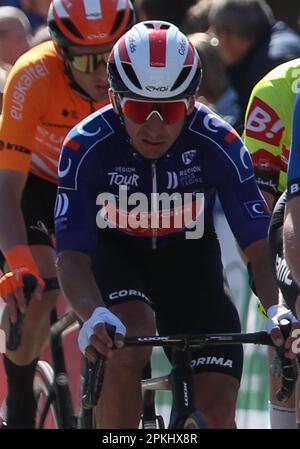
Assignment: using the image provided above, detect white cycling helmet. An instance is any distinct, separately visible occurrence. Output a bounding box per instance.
[108,20,202,100]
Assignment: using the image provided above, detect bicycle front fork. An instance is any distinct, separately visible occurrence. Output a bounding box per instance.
[168,349,197,428]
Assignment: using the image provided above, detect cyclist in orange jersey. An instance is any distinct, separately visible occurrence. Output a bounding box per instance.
[0,0,135,428]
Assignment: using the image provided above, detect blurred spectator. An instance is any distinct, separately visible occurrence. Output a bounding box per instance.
[182,0,212,35]
[31,25,50,47]
[0,60,10,111]
[135,0,196,27]
[267,0,300,33]
[2,0,51,31]
[20,0,50,19]
[209,0,300,131]
[0,6,32,65]
[189,32,240,127]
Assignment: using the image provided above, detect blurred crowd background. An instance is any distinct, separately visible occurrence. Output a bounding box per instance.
[1,0,300,130]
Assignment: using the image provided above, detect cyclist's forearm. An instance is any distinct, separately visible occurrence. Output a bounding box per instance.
[0,192,28,254]
[0,170,28,254]
[243,239,279,310]
[56,250,105,321]
[0,204,27,252]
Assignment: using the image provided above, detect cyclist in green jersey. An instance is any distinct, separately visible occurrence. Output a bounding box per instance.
[244,59,300,428]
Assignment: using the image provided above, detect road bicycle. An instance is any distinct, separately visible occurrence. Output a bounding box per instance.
[82,326,296,429]
[3,275,79,429]
[4,275,297,429]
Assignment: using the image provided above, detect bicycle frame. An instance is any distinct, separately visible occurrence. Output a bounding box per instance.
[169,348,203,428]
[35,310,78,429]
[140,348,204,428]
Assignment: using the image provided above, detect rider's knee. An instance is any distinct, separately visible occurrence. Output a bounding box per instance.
[202,399,236,428]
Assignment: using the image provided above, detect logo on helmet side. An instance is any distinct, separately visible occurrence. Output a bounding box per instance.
[87,33,108,40]
[128,35,136,53]
[178,37,187,55]
[145,86,169,92]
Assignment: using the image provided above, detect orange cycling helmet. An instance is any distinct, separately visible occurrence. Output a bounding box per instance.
[48,0,135,47]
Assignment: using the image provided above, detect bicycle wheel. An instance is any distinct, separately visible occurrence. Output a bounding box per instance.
[176,411,208,429]
[33,361,59,429]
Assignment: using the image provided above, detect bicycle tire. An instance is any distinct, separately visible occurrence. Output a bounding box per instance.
[176,411,208,429]
[33,361,59,429]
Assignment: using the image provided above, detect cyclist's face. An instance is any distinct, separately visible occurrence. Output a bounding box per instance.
[123,99,194,159]
[65,44,113,103]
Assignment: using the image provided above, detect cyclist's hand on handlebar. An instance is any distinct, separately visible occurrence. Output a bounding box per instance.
[78,307,126,361]
[266,304,300,357]
[0,268,44,323]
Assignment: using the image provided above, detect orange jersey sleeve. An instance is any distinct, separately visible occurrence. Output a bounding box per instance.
[0,46,50,174]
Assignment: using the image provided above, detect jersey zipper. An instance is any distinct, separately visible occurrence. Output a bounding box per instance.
[151,161,158,249]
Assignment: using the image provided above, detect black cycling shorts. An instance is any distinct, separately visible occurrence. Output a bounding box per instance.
[91,228,243,382]
[0,174,56,270]
[268,190,299,314]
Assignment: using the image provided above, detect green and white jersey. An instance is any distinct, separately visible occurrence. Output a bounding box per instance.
[244,58,300,197]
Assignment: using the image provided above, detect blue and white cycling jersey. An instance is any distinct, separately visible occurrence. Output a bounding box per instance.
[288,91,300,199]
[55,102,270,254]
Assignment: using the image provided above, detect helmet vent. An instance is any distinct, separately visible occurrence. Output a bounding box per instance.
[127,9,135,30]
[61,18,84,39]
[48,20,62,40]
[111,10,125,36]
[121,63,142,89]
[144,23,170,30]
[189,67,202,95]
[171,66,192,91]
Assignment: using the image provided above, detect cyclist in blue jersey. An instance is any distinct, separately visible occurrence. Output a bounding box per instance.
[55,21,297,429]
[284,91,300,291]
